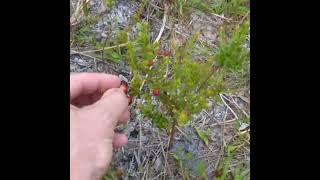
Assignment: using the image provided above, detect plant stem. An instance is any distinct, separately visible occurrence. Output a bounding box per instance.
[196,69,214,93]
[196,64,219,93]
[168,117,177,149]
[159,94,178,150]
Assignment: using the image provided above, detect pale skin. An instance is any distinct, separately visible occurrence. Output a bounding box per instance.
[70,73,130,180]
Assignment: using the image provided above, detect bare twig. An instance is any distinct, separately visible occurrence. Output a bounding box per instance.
[154,3,168,43]
[139,117,143,159]
[71,50,102,61]
[168,117,177,149]
[157,132,168,180]
[134,150,141,166]
[80,42,130,53]
[221,108,228,148]
[213,108,228,171]
[151,172,165,180]
[176,126,192,143]
[211,13,232,22]
[200,115,208,128]
[214,148,224,171]
[237,11,250,27]
[203,119,236,128]
[164,64,169,78]
[127,144,162,151]
[70,0,86,26]
[220,93,239,119]
[230,95,249,117]
[149,2,164,11]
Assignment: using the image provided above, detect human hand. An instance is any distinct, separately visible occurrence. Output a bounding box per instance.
[70,73,130,180]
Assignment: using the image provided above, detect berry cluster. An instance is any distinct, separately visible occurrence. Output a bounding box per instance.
[119,77,161,105]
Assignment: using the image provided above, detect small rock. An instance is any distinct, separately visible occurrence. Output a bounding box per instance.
[76,59,90,67]
[119,74,128,83]
[239,123,249,131]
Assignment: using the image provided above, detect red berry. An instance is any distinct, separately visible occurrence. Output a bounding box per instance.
[127,95,132,105]
[147,60,154,67]
[152,88,160,96]
[214,169,223,177]
[115,168,124,177]
[163,50,172,57]
[120,81,129,94]
[157,49,164,56]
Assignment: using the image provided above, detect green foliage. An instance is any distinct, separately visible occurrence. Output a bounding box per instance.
[171,146,193,179]
[71,16,100,47]
[172,0,215,17]
[215,20,250,73]
[172,0,249,19]
[132,0,147,23]
[214,131,250,180]
[172,145,184,162]
[234,164,250,180]
[235,115,250,133]
[172,146,210,179]
[215,153,233,180]
[196,160,208,180]
[103,167,116,180]
[72,25,90,45]
[104,0,116,8]
[185,152,192,160]
[244,116,250,124]
[194,127,209,146]
[213,0,249,17]
[95,28,129,63]
[82,0,89,17]
[139,102,169,129]
[124,22,223,131]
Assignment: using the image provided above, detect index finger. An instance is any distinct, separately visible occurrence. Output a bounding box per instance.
[70,73,121,101]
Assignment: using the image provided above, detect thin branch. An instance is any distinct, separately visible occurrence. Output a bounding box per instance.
[196,68,215,93]
[168,116,177,149]
[154,4,168,43]
[176,126,192,143]
[230,95,249,117]
[157,132,168,180]
[211,13,232,22]
[220,93,239,119]
[237,11,250,27]
[70,50,101,61]
[70,0,85,26]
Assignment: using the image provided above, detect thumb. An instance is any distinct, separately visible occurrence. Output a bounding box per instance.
[89,88,128,128]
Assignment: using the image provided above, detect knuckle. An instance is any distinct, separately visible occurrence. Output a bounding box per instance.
[105,88,127,102]
[108,74,121,81]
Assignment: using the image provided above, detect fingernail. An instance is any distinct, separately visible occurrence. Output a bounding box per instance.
[127,95,132,105]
